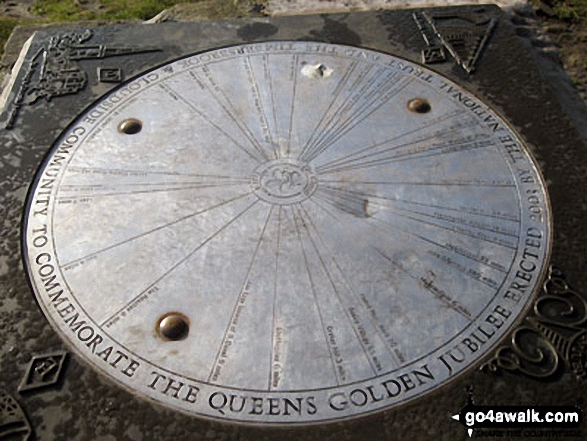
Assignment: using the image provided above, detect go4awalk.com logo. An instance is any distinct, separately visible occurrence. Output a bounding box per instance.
[451,389,582,437]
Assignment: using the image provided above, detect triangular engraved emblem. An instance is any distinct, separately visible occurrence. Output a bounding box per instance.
[18,351,68,393]
[0,390,32,440]
[415,11,496,73]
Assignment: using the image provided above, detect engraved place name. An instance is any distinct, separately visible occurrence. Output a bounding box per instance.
[348,306,384,372]
[431,212,517,236]
[271,326,285,388]
[67,167,149,176]
[211,287,249,382]
[419,277,472,319]
[61,254,97,271]
[243,56,272,145]
[428,250,499,289]
[326,325,347,382]
[359,293,405,363]
[103,286,160,328]
[445,243,507,272]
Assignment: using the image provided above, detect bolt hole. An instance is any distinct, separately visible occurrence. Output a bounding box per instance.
[156,312,189,341]
[407,98,431,114]
[118,118,142,135]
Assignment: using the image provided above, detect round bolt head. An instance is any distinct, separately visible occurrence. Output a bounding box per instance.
[407,98,431,113]
[157,313,189,341]
[118,118,143,134]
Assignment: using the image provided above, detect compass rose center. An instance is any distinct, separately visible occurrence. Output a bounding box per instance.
[251,159,317,205]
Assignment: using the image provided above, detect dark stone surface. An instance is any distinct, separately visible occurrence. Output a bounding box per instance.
[0,6,585,440]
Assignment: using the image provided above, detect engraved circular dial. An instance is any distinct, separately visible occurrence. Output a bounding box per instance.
[23,42,551,424]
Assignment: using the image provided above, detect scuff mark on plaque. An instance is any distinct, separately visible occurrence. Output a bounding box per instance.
[3,29,160,130]
[0,390,32,440]
[18,351,68,393]
[413,9,496,73]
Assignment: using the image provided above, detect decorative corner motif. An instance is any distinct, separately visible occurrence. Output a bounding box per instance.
[98,67,123,83]
[4,29,160,130]
[0,390,32,440]
[413,9,496,74]
[481,265,587,381]
[18,351,68,393]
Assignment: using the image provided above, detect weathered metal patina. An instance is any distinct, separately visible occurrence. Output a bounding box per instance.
[22,42,550,424]
[1,5,585,440]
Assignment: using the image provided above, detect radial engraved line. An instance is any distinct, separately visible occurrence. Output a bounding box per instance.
[160,82,263,163]
[314,188,510,273]
[306,72,409,163]
[297,61,359,161]
[269,206,283,390]
[291,204,341,385]
[317,192,504,290]
[263,54,280,159]
[316,183,520,223]
[300,64,374,162]
[314,125,443,173]
[298,203,402,366]
[286,54,299,157]
[66,166,251,180]
[245,55,275,148]
[60,180,249,188]
[370,214,510,283]
[318,186,518,238]
[62,191,254,267]
[306,64,385,161]
[317,180,515,188]
[318,133,493,174]
[294,204,379,375]
[315,109,465,170]
[315,190,516,250]
[207,204,274,383]
[377,244,475,320]
[99,198,260,328]
[319,135,494,175]
[309,197,474,321]
[56,182,249,202]
[307,70,409,160]
[302,64,382,162]
[192,68,270,161]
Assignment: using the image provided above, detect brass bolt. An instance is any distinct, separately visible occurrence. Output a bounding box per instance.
[157,313,189,341]
[407,98,431,114]
[118,118,143,135]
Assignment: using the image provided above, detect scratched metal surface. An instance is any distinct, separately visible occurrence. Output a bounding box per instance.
[0,6,586,440]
